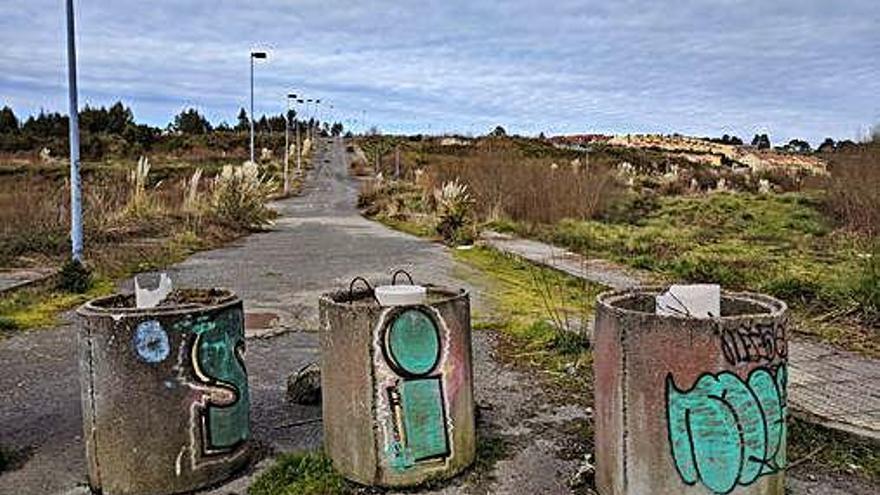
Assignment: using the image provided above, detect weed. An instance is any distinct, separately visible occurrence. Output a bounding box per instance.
[788,417,880,483]
[434,179,474,245]
[248,452,349,495]
[850,244,880,325]
[212,161,277,229]
[56,259,92,293]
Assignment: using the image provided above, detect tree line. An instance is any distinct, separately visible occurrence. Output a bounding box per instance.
[0,102,344,160]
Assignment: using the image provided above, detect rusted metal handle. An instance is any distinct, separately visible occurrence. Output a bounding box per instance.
[348,276,378,304]
[391,269,414,286]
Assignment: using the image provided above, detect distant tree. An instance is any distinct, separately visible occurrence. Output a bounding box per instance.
[235,108,249,132]
[257,115,270,134]
[22,110,67,137]
[266,114,286,133]
[215,121,231,132]
[106,101,134,134]
[0,105,18,133]
[538,131,546,140]
[751,133,771,149]
[490,125,507,137]
[172,108,212,134]
[837,139,857,151]
[817,137,836,153]
[785,139,811,153]
[330,122,343,137]
[729,136,743,145]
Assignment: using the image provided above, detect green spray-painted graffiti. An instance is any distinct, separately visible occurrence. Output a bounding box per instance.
[190,309,250,454]
[666,365,787,494]
[382,308,450,470]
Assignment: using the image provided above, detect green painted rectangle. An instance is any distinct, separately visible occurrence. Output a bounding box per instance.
[400,377,448,461]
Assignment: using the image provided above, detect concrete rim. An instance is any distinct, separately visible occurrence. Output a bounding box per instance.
[76,288,241,318]
[320,283,468,310]
[597,285,787,321]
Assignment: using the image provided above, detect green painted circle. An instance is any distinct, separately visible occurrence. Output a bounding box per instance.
[387,309,440,375]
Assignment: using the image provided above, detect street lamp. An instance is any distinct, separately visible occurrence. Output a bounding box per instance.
[284,93,296,195]
[249,51,267,164]
[66,0,82,262]
[296,99,304,171]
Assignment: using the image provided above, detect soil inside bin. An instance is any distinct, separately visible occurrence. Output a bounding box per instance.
[92,288,234,309]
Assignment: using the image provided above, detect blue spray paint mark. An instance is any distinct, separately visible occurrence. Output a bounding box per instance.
[666,365,787,494]
[133,319,170,363]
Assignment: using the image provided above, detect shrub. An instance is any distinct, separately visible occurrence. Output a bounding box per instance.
[434,179,474,245]
[211,161,276,229]
[57,259,92,293]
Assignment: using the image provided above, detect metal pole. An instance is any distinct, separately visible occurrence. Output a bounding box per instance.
[249,55,255,163]
[66,0,83,262]
[296,103,302,172]
[284,96,290,194]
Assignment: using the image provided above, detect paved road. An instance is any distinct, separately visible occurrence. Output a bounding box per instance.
[0,138,473,494]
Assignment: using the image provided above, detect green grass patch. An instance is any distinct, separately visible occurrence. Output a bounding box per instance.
[0,278,114,330]
[249,452,349,495]
[453,246,601,377]
[504,192,880,355]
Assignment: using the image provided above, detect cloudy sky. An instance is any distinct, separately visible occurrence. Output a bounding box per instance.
[1,0,878,144]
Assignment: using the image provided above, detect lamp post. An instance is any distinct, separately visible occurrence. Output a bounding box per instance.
[296,98,304,172]
[284,93,296,195]
[66,0,82,262]
[249,51,267,164]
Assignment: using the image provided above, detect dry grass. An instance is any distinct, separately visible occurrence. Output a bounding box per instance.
[826,140,880,236]
[0,157,272,271]
[426,140,621,225]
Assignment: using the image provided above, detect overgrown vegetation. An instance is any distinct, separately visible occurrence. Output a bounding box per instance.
[788,418,880,484]
[0,152,282,332]
[825,140,880,236]
[358,133,880,356]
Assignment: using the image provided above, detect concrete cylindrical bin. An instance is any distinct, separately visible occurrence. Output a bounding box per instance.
[77,289,251,495]
[594,288,788,495]
[319,284,476,487]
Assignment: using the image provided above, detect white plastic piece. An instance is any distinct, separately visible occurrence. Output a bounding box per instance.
[374,285,427,307]
[135,273,173,309]
[656,284,720,319]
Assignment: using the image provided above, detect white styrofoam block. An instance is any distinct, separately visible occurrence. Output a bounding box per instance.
[656,284,720,319]
[374,285,427,307]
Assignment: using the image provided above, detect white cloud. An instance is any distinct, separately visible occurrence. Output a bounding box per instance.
[1,0,878,143]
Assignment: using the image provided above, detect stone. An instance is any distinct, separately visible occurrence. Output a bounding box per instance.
[286,362,322,405]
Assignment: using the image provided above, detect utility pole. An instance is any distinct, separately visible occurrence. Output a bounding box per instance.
[296,98,303,172]
[249,51,267,163]
[66,0,82,262]
[284,93,296,195]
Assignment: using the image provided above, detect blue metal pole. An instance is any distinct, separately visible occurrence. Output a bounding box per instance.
[249,55,255,163]
[66,0,83,262]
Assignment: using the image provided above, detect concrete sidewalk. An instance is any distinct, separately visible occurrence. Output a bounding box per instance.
[483,230,880,443]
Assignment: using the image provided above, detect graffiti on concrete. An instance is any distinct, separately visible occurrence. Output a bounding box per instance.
[666,365,787,494]
[379,307,450,471]
[720,321,787,366]
[133,319,170,363]
[174,309,249,468]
